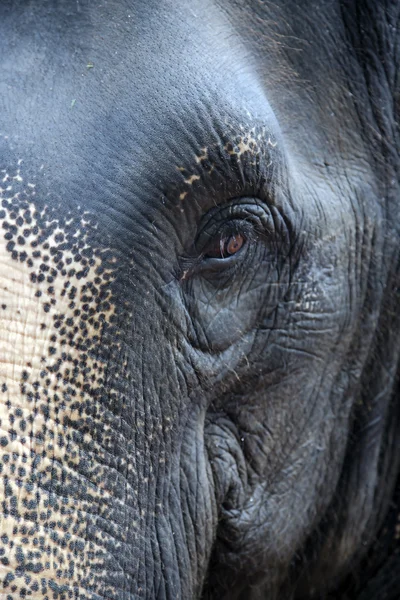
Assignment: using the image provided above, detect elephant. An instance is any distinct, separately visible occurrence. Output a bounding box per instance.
[0,0,399,598]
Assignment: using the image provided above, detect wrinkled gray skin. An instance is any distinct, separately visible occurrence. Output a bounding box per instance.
[0,1,399,599]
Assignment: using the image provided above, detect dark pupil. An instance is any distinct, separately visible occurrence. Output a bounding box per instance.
[204,233,245,259]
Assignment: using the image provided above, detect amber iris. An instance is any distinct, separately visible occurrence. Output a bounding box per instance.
[204,233,245,259]
[226,234,244,255]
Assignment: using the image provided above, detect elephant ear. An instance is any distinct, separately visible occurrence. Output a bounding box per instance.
[339,0,400,161]
[351,470,400,600]
[290,4,400,596]
[340,0,400,277]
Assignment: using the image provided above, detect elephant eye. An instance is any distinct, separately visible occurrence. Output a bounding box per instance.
[203,232,245,259]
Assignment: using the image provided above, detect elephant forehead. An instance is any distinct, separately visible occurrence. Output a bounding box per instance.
[0,163,126,596]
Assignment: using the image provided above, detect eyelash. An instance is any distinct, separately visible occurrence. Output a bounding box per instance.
[177,222,254,282]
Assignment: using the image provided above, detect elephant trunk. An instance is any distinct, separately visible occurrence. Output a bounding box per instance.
[0,199,214,598]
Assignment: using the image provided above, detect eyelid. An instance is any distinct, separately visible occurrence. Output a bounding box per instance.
[179,221,252,281]
[179,198,274,280]
[196,198,271,233]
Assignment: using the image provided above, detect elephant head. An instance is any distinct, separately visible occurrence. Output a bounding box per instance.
[0,0,399,598]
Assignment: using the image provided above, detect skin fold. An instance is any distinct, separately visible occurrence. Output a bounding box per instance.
[0,0,398,598]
